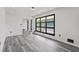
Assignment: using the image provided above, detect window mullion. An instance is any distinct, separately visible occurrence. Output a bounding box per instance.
[40,18,41,32]
[45,16,47,33]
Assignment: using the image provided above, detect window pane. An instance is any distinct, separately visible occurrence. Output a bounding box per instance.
[41,22,45,27]
[41,17,45,22]
[47,22,54,27]
[46,16,54,22]
[41,28,45,32]
[47,28,54,34]
[37,18,40,22]
[37,22,40,26]
[37,27,40,31]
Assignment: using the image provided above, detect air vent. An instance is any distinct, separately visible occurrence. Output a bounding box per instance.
[67,38,74,43]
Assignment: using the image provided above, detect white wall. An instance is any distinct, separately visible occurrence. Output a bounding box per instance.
[5,8,32,36]
[0,8,6,51]
[33,7,79,48]
[6,13,22,36]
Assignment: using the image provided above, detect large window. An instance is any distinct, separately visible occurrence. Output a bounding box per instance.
[35,14,55,36]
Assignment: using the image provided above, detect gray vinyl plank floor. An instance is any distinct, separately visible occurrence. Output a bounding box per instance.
[2,32,79,52]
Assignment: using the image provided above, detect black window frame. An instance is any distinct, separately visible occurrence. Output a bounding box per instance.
[35,14,55,36]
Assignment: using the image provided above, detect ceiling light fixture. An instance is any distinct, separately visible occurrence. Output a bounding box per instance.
[31,7,35,10]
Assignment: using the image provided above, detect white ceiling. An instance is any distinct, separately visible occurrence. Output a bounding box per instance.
[5,7,56,17]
